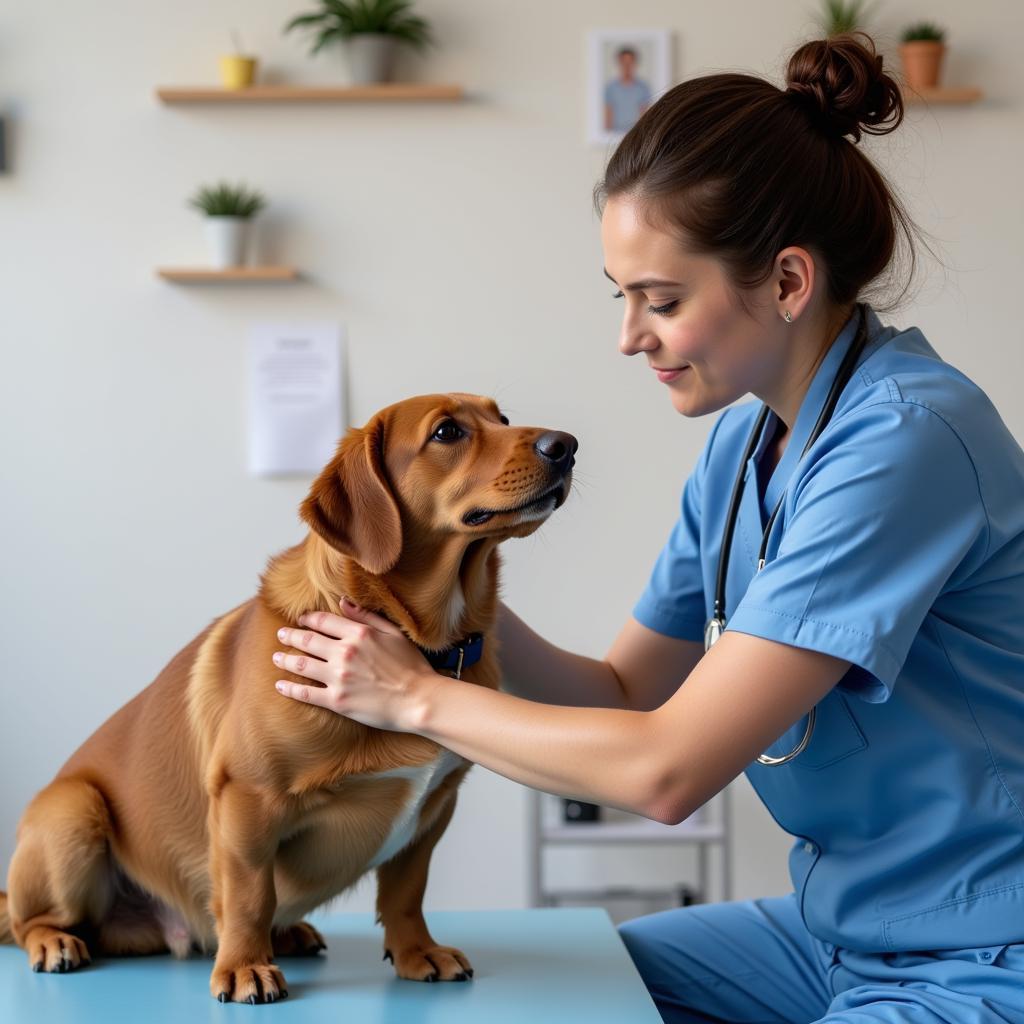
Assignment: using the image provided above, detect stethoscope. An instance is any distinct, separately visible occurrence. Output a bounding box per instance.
[703,303,870,766]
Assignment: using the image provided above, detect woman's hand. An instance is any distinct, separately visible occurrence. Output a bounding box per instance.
[272,598,437,732]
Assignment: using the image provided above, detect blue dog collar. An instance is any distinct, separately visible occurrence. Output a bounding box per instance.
[419,633,484,679]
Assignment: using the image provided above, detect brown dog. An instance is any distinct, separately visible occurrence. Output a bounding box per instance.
[0,392,576,1003]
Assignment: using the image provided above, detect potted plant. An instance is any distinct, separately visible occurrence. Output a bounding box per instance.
[219,30,258,90]
[899,22,947,91]
[816,0,875,36]
[284,0,433,85]
[188,181,266,269]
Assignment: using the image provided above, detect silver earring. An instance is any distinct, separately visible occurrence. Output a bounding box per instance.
[783,310,793,323]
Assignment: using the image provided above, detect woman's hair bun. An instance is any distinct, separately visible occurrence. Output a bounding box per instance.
[785,31,903,143]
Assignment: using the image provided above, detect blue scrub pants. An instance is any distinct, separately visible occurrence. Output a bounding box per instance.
[618,894,1024,1023]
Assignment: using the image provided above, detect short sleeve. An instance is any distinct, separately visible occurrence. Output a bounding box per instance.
[726,402,990,702]
[632,413,727,641]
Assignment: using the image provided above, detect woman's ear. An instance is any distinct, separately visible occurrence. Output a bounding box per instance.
[774,245,815,318]
[299,417,402,574]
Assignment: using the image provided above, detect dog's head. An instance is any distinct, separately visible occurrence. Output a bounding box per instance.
[300,393,576,574]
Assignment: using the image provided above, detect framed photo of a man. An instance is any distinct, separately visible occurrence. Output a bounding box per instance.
[587,29,673,147]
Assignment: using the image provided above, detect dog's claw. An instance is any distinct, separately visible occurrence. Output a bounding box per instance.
[454,971,468,981]
[218,993,228,1003]
[248,994,258,1005]
[32,962,42,973]
[383,948,393,964]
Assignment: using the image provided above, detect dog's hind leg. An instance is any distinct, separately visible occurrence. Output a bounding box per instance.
[271,920,326,957]
[375,791,474,982]
[7,776,113,973]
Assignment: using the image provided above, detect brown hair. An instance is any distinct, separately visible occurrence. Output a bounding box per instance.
[594,32,927,314]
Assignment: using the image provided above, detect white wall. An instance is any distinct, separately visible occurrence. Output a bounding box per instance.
[1,0,1021,917]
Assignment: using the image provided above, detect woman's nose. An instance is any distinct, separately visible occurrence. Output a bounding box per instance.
[618,318,658,357]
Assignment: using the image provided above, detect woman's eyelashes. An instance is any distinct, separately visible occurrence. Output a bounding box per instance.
[611,290,679,317]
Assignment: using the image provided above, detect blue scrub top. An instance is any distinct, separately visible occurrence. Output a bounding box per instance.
[633,303,1024,953]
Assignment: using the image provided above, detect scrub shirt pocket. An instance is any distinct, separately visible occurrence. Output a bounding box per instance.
[788,688,867,771]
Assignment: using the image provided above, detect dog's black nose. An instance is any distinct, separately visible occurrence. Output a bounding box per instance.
[534,431,578,472]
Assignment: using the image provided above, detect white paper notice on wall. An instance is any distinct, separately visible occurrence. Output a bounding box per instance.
[247,323,346,477]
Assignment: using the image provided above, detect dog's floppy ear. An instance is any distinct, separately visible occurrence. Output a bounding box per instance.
[300,417,402,575]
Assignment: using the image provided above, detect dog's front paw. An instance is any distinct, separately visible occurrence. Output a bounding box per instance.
[384,943,474,982]
[25,927,92,973]
[210,960,288,1004]
[272,921,326,957]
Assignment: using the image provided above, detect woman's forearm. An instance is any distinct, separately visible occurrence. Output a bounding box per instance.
[495,602,629,709]
[410,671,666,820]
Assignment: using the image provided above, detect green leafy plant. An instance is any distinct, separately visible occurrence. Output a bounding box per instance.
[901,22,946,43]
[816,0,875,36]
[284,0,433,55]
[188,181,266,218]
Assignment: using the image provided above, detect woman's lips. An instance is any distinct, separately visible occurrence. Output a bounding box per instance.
[654,366,689,383]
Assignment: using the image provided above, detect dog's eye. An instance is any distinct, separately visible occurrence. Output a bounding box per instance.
[499,414,509,425]
[431,419,464,443]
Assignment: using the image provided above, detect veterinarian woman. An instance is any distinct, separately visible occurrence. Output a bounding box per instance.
[272,32,1024,1024]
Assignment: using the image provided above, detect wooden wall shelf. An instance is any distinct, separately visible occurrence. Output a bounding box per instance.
[156,84,463,104]
[156,267,299,282]
[902,86,983,105]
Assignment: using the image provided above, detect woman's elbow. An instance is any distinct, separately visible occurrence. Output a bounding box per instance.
[643,770,695,826]
[646,797,691,827]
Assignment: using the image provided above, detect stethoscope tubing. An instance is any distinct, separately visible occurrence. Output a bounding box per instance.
[705,303,870,766]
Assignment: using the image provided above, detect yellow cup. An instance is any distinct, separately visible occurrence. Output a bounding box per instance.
[219,55,258,90]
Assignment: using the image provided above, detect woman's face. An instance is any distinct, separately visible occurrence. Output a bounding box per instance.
[600,194,784,418]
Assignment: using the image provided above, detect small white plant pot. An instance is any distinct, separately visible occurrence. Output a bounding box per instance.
[204,215,252,269]
[343,33,398,84]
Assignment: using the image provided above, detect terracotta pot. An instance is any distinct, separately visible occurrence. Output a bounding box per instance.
[899,41,946,91]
